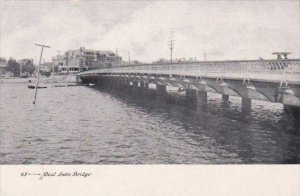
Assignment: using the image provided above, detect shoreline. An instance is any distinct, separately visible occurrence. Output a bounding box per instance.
[0,75,77,83]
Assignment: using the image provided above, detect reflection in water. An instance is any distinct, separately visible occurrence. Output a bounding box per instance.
[93,85,300,164]
[0,83,299,164]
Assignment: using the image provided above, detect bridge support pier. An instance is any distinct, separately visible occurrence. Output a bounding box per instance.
[156,84,167,101]
[284,105,300,118]
[140,82,145,88]
[141,82,149,96]
[186,89,207,110]
[95,78,102,87]
[124,80,130,88]
[284,105,300,112]
[115,79,122,90]
[186,89,196,107]
[196,91,208,110]
[138,82,146,95]
[109,80,113,88]
[283,105,300,130]
[140,82,149,90]
[132,81,138,87]
[222,94,229,102]
[120,80,127,91]
[132,81,139,92]
[144,82,149,89]
[242,97,251,114]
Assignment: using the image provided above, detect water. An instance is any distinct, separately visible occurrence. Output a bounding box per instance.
[0,82,299,164]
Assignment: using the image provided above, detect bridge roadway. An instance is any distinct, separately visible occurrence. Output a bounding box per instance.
[77,58,300,114]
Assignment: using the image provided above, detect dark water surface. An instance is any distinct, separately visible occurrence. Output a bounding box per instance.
[0,83,299,164]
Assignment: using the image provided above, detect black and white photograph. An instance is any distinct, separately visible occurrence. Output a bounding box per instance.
[0,0,299,195]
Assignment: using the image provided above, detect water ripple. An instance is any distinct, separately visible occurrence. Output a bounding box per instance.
[0,83,299,164]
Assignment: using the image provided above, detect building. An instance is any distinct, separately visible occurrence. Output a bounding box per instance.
[40,62,53,73]
[53,47,122,74]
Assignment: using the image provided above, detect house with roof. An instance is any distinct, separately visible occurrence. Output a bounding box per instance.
[52,47,122,74]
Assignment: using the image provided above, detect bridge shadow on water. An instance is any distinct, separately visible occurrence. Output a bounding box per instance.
[90,85,300,164]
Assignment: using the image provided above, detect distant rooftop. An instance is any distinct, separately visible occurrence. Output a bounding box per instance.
[272,52,291,59]
[0,61,6,68]
[66,47,116,54]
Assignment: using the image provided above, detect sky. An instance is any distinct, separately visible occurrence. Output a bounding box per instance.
[0,0,299,63]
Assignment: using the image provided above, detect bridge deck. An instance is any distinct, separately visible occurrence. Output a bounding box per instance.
[78,59,300,84]
[78,59,300,107]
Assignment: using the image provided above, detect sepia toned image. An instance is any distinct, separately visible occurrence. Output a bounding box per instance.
[0,0,299,166]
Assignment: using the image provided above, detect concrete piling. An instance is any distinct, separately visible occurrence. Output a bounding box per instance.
[222,94,229,102]
[242,97,251,114]
[156,84,167,101]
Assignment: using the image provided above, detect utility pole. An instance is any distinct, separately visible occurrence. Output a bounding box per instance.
[33,43,50,104]
[128,52,130,65]
[169,30,175,63]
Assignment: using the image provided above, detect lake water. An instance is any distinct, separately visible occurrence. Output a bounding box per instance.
[0,82,299,164]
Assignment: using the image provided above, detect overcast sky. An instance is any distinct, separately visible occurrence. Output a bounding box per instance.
[0,0,299,62]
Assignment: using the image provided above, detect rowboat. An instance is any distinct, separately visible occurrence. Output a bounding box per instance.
[28,84,47,89]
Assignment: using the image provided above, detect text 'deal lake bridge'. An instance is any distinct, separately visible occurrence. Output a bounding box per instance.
[77,54,300,116]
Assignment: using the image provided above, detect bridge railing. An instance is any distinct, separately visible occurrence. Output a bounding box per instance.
[78,59,300,83]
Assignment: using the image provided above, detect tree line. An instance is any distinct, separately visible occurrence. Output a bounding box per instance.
[1,58,35,77]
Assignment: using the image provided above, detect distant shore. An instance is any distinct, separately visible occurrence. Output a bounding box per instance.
[0,77,32,83]
[0,75,77,83]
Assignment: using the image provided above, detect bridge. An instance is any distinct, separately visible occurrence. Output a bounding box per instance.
[77,58,300,115]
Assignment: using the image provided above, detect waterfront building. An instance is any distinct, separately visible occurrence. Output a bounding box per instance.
[53,47,122,74]
[40,62,53,73]
[52,55,66,67]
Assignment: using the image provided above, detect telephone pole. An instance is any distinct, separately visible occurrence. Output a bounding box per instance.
[169,30,175,63]
[33,43,50,104]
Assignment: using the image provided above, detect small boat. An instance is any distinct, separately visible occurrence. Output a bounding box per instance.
[28,84,47,89]
[20,73,29,78]
[28,79,47,89]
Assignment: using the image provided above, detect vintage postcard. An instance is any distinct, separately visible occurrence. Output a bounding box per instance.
[0,0,299,195]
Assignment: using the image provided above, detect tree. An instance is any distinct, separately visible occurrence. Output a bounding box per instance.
[44,71,51,77]
[132,60,140,65]
[22,60,35,75]
[6,58,20,77]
